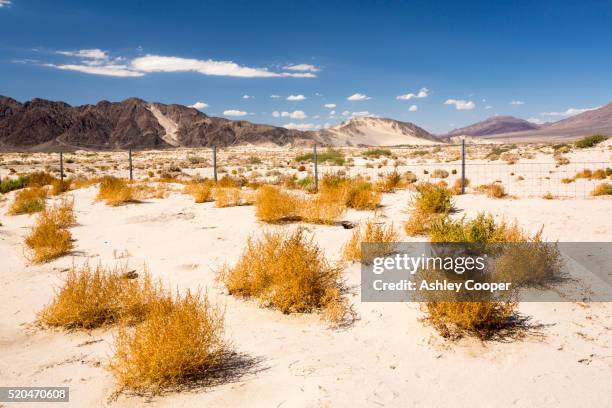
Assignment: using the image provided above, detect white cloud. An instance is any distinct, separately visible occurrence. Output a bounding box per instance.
[189,101,209,110]
[286,94,306,101]
[396,87,429,100]
[242,94,254,99]
[408,104,418,112]
[270,94,281,98]
[42,63,144,77]
[272,110,307,119]
[527,118,545,125]
[329,110,336,115]
[510,100,525,105]
[444,99,475,110]
[223,109,248,117]
[57,49,108,60]
[0,1,13,7]
[283,123,319,131]
[342,110,375,118]
[347,93,371,101]
[540,106,600,117]
[484,105,493,110]
[324,103,336,109]
[283,64,320,72]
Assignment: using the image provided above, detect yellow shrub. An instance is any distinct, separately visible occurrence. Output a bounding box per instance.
[255,185,301,222]
[214,187,253,208]
[411,183,454,214]
[451,178,470,195]
[376,171,406,192]
[96,176,135,206]
[9,187,47,215]
[46,198,76,228]
[591,182,612,196]
[51,179,72,195]
[478,183,506,198]
[38,264,162,329]
[300,195,346,224]
[184,182,214,203]
[343,220,399,263]
[344,180,381,210]
[219,229,348,322]
[110,291,227,393]
[24,207,73,263]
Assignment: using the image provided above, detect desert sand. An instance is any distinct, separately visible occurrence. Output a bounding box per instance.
[0,143,611,407]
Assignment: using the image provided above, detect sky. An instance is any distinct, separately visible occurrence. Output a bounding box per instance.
[1,0,611,134]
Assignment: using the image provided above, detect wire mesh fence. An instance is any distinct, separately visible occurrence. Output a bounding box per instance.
[0,144,610,198]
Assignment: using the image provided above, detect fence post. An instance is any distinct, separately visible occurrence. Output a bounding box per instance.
[460,138,466,194]
[59,151,64,182]
[212,145,218,182]
[128,148,133,181]
[313,144,318,192]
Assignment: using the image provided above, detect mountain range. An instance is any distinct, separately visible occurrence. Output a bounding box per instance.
[1,95,611,150]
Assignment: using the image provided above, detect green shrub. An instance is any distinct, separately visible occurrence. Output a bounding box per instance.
[575,134,607,148]
[363,148,392,158]
[296,148,345,165]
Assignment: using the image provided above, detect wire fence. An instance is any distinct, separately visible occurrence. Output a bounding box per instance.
[1,144,610,198]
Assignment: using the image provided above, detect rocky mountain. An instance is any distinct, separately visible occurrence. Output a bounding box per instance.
[318,116,441,146]
[445,115,540,138]
[0,96,314,151]
[484,103,612,142]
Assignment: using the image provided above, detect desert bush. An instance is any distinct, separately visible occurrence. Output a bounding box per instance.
[255,185,301,222]
[38,264,162,329]
[343,180,381,210]
[96,176,135,206]
[296,148,345,165]
[591,182,612,196]
[431,169,449,179]
[410,183,454,214]
[216,174,242,188]
[46,198,76,228]
[24,206,73,263]
[26,171,55,187]
[429,213,528,243]
[214,187,255,208]
[363,148,392,158]
[184,181,214,203]
[51,179,72,195]
[542,192,554,200]
[575,134,607,148]
[554,155,570,166]
[110,291,227,393]
[575,168,592,179]
[561,177,575,184]
[451,178,470,195]
[478,183,506,198]
[219,229,348,322]
[300,195,346,224]
[404,171,418,184]
[0,175,29,194]
[9,187,47,215]
[342,220,398,263]
[376,170,406,192]
[591,169,606,179]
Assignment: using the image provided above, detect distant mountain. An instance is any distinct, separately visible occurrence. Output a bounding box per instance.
[318,116,441,146]
[0,96,314,151]
[445,116,540,137]
[485,103,612,142]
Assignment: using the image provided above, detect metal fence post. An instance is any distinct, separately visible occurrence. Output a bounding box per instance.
[461,138,466,194]
[128,148,133,181]
[313,144,318,192]
[59,151,64,182]
[212,145,218,182]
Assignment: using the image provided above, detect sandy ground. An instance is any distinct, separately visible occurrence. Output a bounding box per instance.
[1,177,611,407]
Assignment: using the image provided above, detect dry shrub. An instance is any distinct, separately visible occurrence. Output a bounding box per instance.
[97,176,135,206]
[542,192,554,200]
[344,180,381,210]
[51,179,72,195]
[24,206,73,263]
[219,229,349,322]
[255,185,301,222]
[26,171,55,187]
[431,169,449,179]
[451,178,470,195]
[9,187,47,215]
[301,195,346,224]
[478,183,506,198]
[184,182,214,203]
[110,291,227,393]
[72,177,101,190]
[404,210,441,236]
[38,264,162,329]
[591,169,606,179]
[376,171,406,192]
[411,183,454,214]
[214,187,256,208]
[46,197,76,228]
[429,213,528,243]
[342,220,399,263]
[591,182,612,196]
[422,301,516,340]
[561,177,575,184]
[575,168,592,179]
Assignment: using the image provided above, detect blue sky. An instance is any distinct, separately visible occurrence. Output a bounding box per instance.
[1,0,611,134]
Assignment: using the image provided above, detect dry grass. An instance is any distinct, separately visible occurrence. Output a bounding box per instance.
[591,182,612,196]
[51,179,72,195]
[110,291,228,394]
[342,220,399,263]
[96,176,136,206]
[404,183,453,236]
[255,185,300,222]
[376,171,406,192]
[38,263,162,329]
[451,178,470,195]
[184,182,214,203]
[24,204,74,263]
[300,195,346,224]
[478,183,506,198]
[318,175,380,210]
[219,229,349,323]
[214,187,256,208]
[9,187,47,215]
